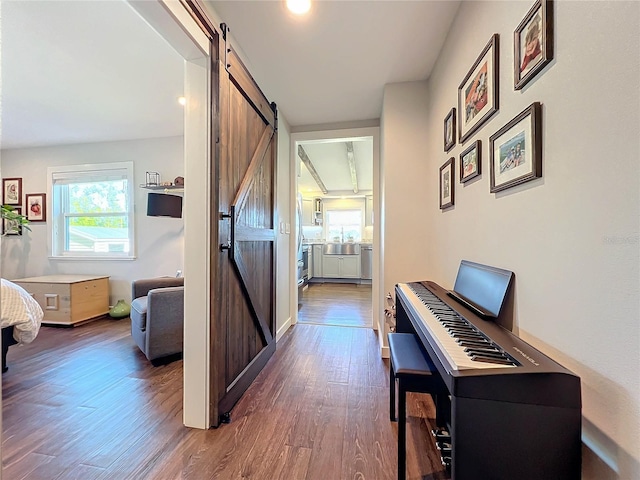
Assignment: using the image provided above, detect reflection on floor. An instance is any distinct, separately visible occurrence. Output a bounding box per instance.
[298,282,372,328]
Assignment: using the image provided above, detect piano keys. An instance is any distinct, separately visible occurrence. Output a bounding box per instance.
[395,261,581,480]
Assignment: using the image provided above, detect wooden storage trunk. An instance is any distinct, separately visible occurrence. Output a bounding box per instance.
[13,275,110,326]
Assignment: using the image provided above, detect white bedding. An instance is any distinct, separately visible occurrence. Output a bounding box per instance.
[1,279,43,344]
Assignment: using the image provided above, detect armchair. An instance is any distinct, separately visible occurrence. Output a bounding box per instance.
[130,277,184,365]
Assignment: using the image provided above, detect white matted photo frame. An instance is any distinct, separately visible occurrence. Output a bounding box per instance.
[3,207,23,235]
[26,193,46,222]
[514,0,554,90]
[444,108,456,152]
[489,102,542,193]
[2,178,22,205]
[439,157,455,209]
[458,34,499,144]
[460,140,481,183]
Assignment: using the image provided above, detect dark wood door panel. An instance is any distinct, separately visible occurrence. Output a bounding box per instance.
[215,44,277,422]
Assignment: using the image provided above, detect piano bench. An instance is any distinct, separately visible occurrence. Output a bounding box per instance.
[388,332,447,480]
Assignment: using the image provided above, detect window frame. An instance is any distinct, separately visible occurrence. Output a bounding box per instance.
[47,162,136,260]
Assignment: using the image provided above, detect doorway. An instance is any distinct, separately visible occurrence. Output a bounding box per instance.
[290,127,380,331]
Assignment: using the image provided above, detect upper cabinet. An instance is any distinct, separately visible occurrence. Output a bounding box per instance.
[365,195,374,226]
[302,198,314,226]
[302,197,323,226]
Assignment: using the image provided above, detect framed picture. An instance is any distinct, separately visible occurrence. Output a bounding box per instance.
[439,158,455,209]
[458,34,499,144]
[460,140,481,183]
[3,207,23,235]
[490,102,542,193]
[444,108,456,152]
[2,178,22,205]
[25,193,46,222]
[514,0,553,90]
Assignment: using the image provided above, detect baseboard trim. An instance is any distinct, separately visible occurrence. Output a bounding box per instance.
[276,316,292,342]
[381,345,389,359]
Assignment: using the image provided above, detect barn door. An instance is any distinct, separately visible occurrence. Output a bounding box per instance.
[213,25,277,426]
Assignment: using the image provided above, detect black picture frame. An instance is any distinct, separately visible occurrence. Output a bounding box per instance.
[444,108,456,152]
[439,158,455,209]
[458,34,499,144]
[2,178,22,206]
[26,193,47,222]
[489,102,542,193]
[3,207,23,235]
[460,140,481,183]
[514,0,554,90]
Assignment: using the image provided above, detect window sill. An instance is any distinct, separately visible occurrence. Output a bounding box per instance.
[49,255,137,261]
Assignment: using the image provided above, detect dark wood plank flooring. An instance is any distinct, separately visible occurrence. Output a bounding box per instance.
[298,282,372,328]
[2,318,448,479]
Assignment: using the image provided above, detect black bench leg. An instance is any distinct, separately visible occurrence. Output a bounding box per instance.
[390,359,397,421]
[398,380,407,480]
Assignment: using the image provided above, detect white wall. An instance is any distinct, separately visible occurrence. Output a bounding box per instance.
[0,136,185,305]
[381,1,639,478]
[380,81,431,341]
[276,114,292,340]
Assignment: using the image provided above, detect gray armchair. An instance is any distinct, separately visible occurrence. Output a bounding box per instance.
[130,277,184,365]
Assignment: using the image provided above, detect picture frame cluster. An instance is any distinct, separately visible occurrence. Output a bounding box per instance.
[439,0,553,210]
[2,177,47,235]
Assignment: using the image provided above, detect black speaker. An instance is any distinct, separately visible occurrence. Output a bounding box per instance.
[147,193,182,218]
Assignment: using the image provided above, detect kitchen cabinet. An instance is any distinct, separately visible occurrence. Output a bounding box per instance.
[312,245,323,277]
[302,198,314,226]
[321,254,361,279]
[308,250,313,280]
[313,198,323,226]
[365,195,374,227]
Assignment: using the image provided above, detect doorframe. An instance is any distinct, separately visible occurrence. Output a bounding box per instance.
[289,126,382,337]
[128,0,212,429]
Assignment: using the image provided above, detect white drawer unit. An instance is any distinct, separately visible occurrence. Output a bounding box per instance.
[13,275,110,326]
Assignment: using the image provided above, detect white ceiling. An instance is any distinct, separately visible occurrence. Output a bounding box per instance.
[298,137,374,194]
[209,0,461,127]
[0,1,185,150]
[1,0,460,191]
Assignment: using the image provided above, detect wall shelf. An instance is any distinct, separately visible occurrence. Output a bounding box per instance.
[140,184,184,193]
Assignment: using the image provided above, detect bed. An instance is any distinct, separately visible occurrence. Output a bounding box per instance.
[1,278,43,372]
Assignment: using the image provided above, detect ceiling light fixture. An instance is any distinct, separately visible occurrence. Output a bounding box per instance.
[286,0,311,15]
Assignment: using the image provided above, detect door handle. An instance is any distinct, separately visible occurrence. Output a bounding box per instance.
[219,206,235,259]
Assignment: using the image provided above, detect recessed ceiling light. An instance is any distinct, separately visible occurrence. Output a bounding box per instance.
[178,96,186,106]
[286,0,311,15]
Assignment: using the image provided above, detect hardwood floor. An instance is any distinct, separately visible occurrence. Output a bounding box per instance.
[2,318,448,479]
[298,282,372,328]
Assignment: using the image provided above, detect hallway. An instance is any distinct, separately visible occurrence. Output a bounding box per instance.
[3,319,447,479]
[297,282,372,328]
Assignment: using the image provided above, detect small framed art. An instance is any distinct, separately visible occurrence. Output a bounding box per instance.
[439,158,455,209]
[26,193,46,222]
[460,140,481,183]
[458,34,499,144]
[444,108,456,152]
[3,207,23,235]
[489,102,542,193]
[514,0,554,90]
[3,178,22,205]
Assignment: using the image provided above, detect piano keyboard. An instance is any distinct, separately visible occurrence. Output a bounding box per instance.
[398,282,518,370]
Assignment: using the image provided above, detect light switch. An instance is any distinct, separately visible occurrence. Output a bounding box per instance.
[285,223,290,234]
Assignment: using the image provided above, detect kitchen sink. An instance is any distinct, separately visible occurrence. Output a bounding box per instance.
[323,243,360,255]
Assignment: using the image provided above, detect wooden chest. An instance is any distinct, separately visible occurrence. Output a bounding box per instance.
[13,275,110,326]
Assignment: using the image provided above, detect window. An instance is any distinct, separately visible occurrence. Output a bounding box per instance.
[48,162,135,259]
[325,209,362,242]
